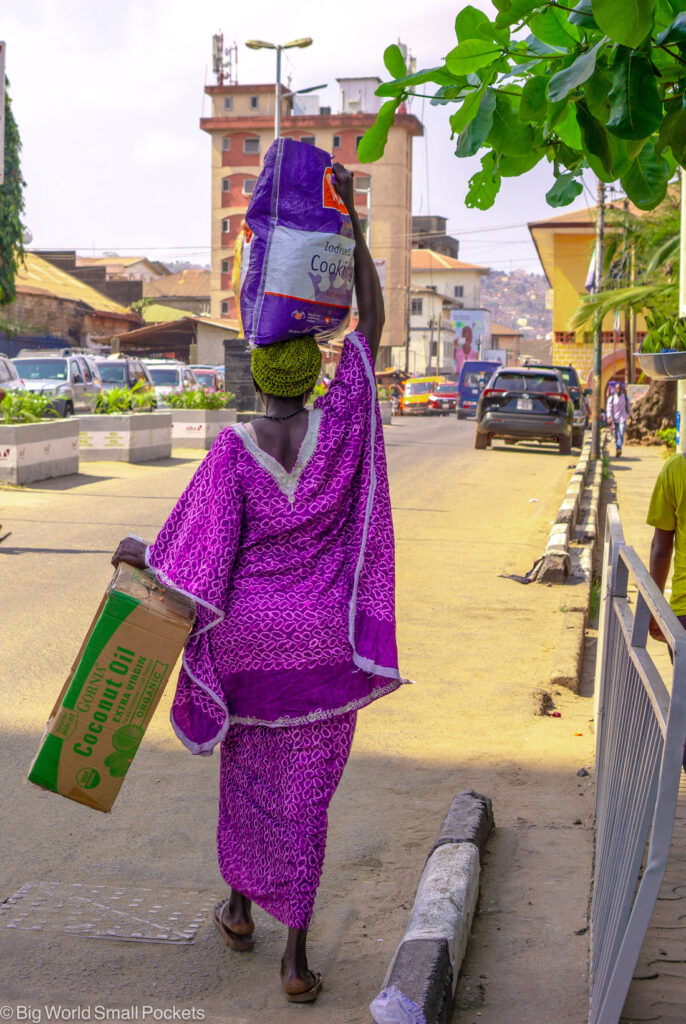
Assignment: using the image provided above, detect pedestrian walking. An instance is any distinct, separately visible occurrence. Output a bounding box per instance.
[111,163,404,1004]
[606,382,631,456]
[648,453,686,645]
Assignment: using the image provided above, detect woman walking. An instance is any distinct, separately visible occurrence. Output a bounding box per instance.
[112,164,403,1003]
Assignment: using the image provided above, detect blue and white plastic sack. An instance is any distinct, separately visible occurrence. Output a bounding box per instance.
[239,137,354,346]
[369,986,427,1024]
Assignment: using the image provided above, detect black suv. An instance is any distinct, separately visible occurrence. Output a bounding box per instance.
[474,367,574,454]
[523,361,585,448]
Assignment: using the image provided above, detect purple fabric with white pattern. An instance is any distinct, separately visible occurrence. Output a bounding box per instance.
[218,711,357,928]
[146,330,402,754]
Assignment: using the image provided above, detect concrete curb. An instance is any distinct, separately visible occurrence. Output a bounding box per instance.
[548,440,606,693]
[534,437,592,584]
[374,791,494,1024]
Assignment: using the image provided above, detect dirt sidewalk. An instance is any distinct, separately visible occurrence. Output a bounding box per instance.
[0,420,596,1023]
[603,443,686,1024]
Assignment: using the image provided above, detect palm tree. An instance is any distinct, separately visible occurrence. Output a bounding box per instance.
[570,190,680,340]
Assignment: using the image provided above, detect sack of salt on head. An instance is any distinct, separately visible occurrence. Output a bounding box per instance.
[238,137,355,347]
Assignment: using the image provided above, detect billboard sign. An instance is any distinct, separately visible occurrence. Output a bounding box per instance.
[450,308,492,374]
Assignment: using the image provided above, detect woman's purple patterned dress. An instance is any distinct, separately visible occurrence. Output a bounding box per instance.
[145,331,404,928]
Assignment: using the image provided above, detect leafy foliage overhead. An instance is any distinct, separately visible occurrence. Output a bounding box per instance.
[0,80,26,305]
[358,1,686,210]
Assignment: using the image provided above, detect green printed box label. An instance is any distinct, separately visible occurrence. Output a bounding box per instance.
[28,564,194,812]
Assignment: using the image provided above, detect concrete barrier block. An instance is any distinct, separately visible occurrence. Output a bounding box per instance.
[0,419,79,484]
[431,790,494,860]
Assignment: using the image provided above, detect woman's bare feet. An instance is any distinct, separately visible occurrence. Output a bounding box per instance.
[224,891,254,936]
[212,892,255,952]
[280,927,322,1002]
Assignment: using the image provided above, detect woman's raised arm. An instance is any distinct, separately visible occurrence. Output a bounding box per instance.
[332,162,385,364]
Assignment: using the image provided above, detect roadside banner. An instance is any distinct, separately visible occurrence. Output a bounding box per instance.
[451,308,492,371]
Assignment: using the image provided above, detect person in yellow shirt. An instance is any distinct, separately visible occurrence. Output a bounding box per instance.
[647,452,686,641]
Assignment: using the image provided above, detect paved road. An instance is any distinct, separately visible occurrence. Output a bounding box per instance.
[0,417,594,1023]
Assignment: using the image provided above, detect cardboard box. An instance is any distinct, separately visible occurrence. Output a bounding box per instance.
[28,563,196,812]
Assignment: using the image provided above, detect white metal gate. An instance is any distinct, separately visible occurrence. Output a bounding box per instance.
[590,504,686,1023]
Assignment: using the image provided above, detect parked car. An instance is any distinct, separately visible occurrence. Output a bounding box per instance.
[456,360,501,419]
[474,367,573,454]
[190,365,225,392]
[401,376,445,415]
[12,353,104,416]
[0,355,24,402]
[143,360,199,405]
[427,382,459,415]
[94,356,157,408]
[522,360,586,448]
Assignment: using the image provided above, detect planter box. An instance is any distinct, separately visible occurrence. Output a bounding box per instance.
[77,412,172,463]
[0,419,79,485]
[637,352,686,380]
[379,400,392,426]
[171,408,237,449]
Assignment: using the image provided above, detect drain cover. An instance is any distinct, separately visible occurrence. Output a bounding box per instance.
[0,882,216,943]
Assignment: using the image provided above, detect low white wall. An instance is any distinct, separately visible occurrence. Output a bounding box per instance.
[78,412,172,462]
[0,419,80,485]
[171,409,237,449]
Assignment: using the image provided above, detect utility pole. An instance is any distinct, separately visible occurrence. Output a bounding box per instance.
[623,199,634,385]
[428,317,435,375]
[436,309,442,374]
[591,179,606,461]
[404,286,411,374]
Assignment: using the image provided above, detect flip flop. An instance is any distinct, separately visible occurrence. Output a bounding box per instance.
[283,970,323,1004]
[212,899,255,952]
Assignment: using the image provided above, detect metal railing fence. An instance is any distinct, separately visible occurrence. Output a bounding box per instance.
[590,504,686,1024]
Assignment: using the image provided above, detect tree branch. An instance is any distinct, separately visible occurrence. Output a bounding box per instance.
[658,44,686,68]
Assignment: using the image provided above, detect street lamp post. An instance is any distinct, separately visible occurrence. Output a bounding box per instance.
[245,37,313,139]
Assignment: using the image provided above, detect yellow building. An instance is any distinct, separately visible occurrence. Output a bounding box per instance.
[528,205,645,396]
[200,78,423,369]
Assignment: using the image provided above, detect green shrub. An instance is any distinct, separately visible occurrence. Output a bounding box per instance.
[657,427,677,450]
[641,315,686,354]
[95,383,155,414]
[0,390,52,424]
[377,386,392,401]
[165,388,236,410]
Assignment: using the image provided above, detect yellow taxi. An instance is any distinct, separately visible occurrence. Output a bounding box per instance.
[400,376,445,415]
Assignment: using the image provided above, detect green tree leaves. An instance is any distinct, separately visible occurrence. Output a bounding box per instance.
[606,49,663,139]
[0,81,26,307]
[620,141,671,208]
[362,0,684,210]
[486,92,537,155]
[546,172,584,207]
[383,44,407,80]
[357,100,401,163]
[465,152,501,209]
[656,12,686,46]
[593,0,656,48]
[455,89,496,156]
[446,39,501,75]
[547,40,602,102]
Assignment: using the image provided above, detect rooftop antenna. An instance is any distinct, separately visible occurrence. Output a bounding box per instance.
[212,33,238,85]
[396,40,415,110]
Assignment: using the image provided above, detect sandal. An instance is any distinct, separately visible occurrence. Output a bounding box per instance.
[282,970,323,1004]
[212,899,255,952]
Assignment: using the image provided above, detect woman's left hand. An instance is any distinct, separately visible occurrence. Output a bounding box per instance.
[112,535,148,570]
[332,162,355,214]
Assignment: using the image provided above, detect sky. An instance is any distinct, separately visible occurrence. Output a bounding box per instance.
[4,0,599,274]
